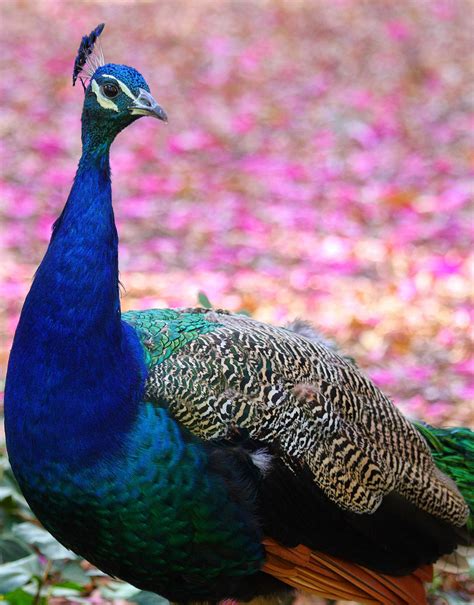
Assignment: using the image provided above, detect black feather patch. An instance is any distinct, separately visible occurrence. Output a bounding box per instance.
[72,23,105,86]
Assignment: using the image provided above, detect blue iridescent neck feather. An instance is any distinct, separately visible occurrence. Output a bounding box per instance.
[6,51,164,477]
[5,112,146,470]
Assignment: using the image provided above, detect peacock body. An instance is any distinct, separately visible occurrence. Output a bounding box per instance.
[4,25,473,605]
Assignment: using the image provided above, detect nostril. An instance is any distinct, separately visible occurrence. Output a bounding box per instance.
[138,94,152,107]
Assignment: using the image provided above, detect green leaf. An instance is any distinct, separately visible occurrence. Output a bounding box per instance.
[100,582,169,605]
[57,560,90,585]
[236,309,251,317]
[2,588,39,605]
[100,580,141,600]
[197,291,213,309]
[51,580,85,591]
[12,523,75,560]
[131,590,170,605]
[0,487,16,501]
[0,555,41,594]
[0,486,28,512]
[0,537,33,564]
[442,596,470,605]
[49,585,82,597]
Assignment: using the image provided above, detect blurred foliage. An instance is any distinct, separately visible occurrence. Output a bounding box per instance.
[0,0,473,603]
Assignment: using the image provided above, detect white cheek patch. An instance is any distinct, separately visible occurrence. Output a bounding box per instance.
[91,79,119,112]
[102,74,136,101]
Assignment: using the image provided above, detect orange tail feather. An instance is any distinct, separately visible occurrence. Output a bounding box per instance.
[262,537,433,605]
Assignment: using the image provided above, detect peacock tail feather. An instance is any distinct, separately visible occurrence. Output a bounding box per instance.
[414,422,474,531]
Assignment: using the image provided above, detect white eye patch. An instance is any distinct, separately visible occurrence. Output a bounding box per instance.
[91,75,137,112]
[102,75,136,101]
[91,79,119,112]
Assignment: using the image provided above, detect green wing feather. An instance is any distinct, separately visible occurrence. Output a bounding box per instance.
[413,422,474,531]
[123,308,221,366]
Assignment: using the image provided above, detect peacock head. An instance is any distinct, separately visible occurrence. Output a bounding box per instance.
[73,24,167,150]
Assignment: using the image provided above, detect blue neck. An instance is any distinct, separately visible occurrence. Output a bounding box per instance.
[39,147,118,334]
[5,144,146,469]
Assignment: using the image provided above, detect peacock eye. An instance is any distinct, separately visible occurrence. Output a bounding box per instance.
[101,83,120,99]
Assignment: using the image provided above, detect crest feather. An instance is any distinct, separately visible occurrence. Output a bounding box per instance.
[72,23,105,87]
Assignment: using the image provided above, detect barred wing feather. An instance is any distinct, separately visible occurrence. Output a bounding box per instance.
[123,307,468,528]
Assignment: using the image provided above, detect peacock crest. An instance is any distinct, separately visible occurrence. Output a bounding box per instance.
[72,23,106,89]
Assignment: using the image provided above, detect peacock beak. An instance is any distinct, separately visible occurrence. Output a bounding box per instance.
[130,88,168,122]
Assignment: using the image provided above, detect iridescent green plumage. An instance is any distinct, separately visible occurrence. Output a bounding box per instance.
[14,402,265,601]
[123,308,221,366]
[414,422,474,531]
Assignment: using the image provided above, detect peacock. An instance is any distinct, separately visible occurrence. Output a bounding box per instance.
[4,24,473,605]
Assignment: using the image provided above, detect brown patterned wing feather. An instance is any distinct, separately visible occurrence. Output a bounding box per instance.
[144,309,468,527]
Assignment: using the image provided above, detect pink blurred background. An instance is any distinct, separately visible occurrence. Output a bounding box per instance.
[0,0,473,429]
